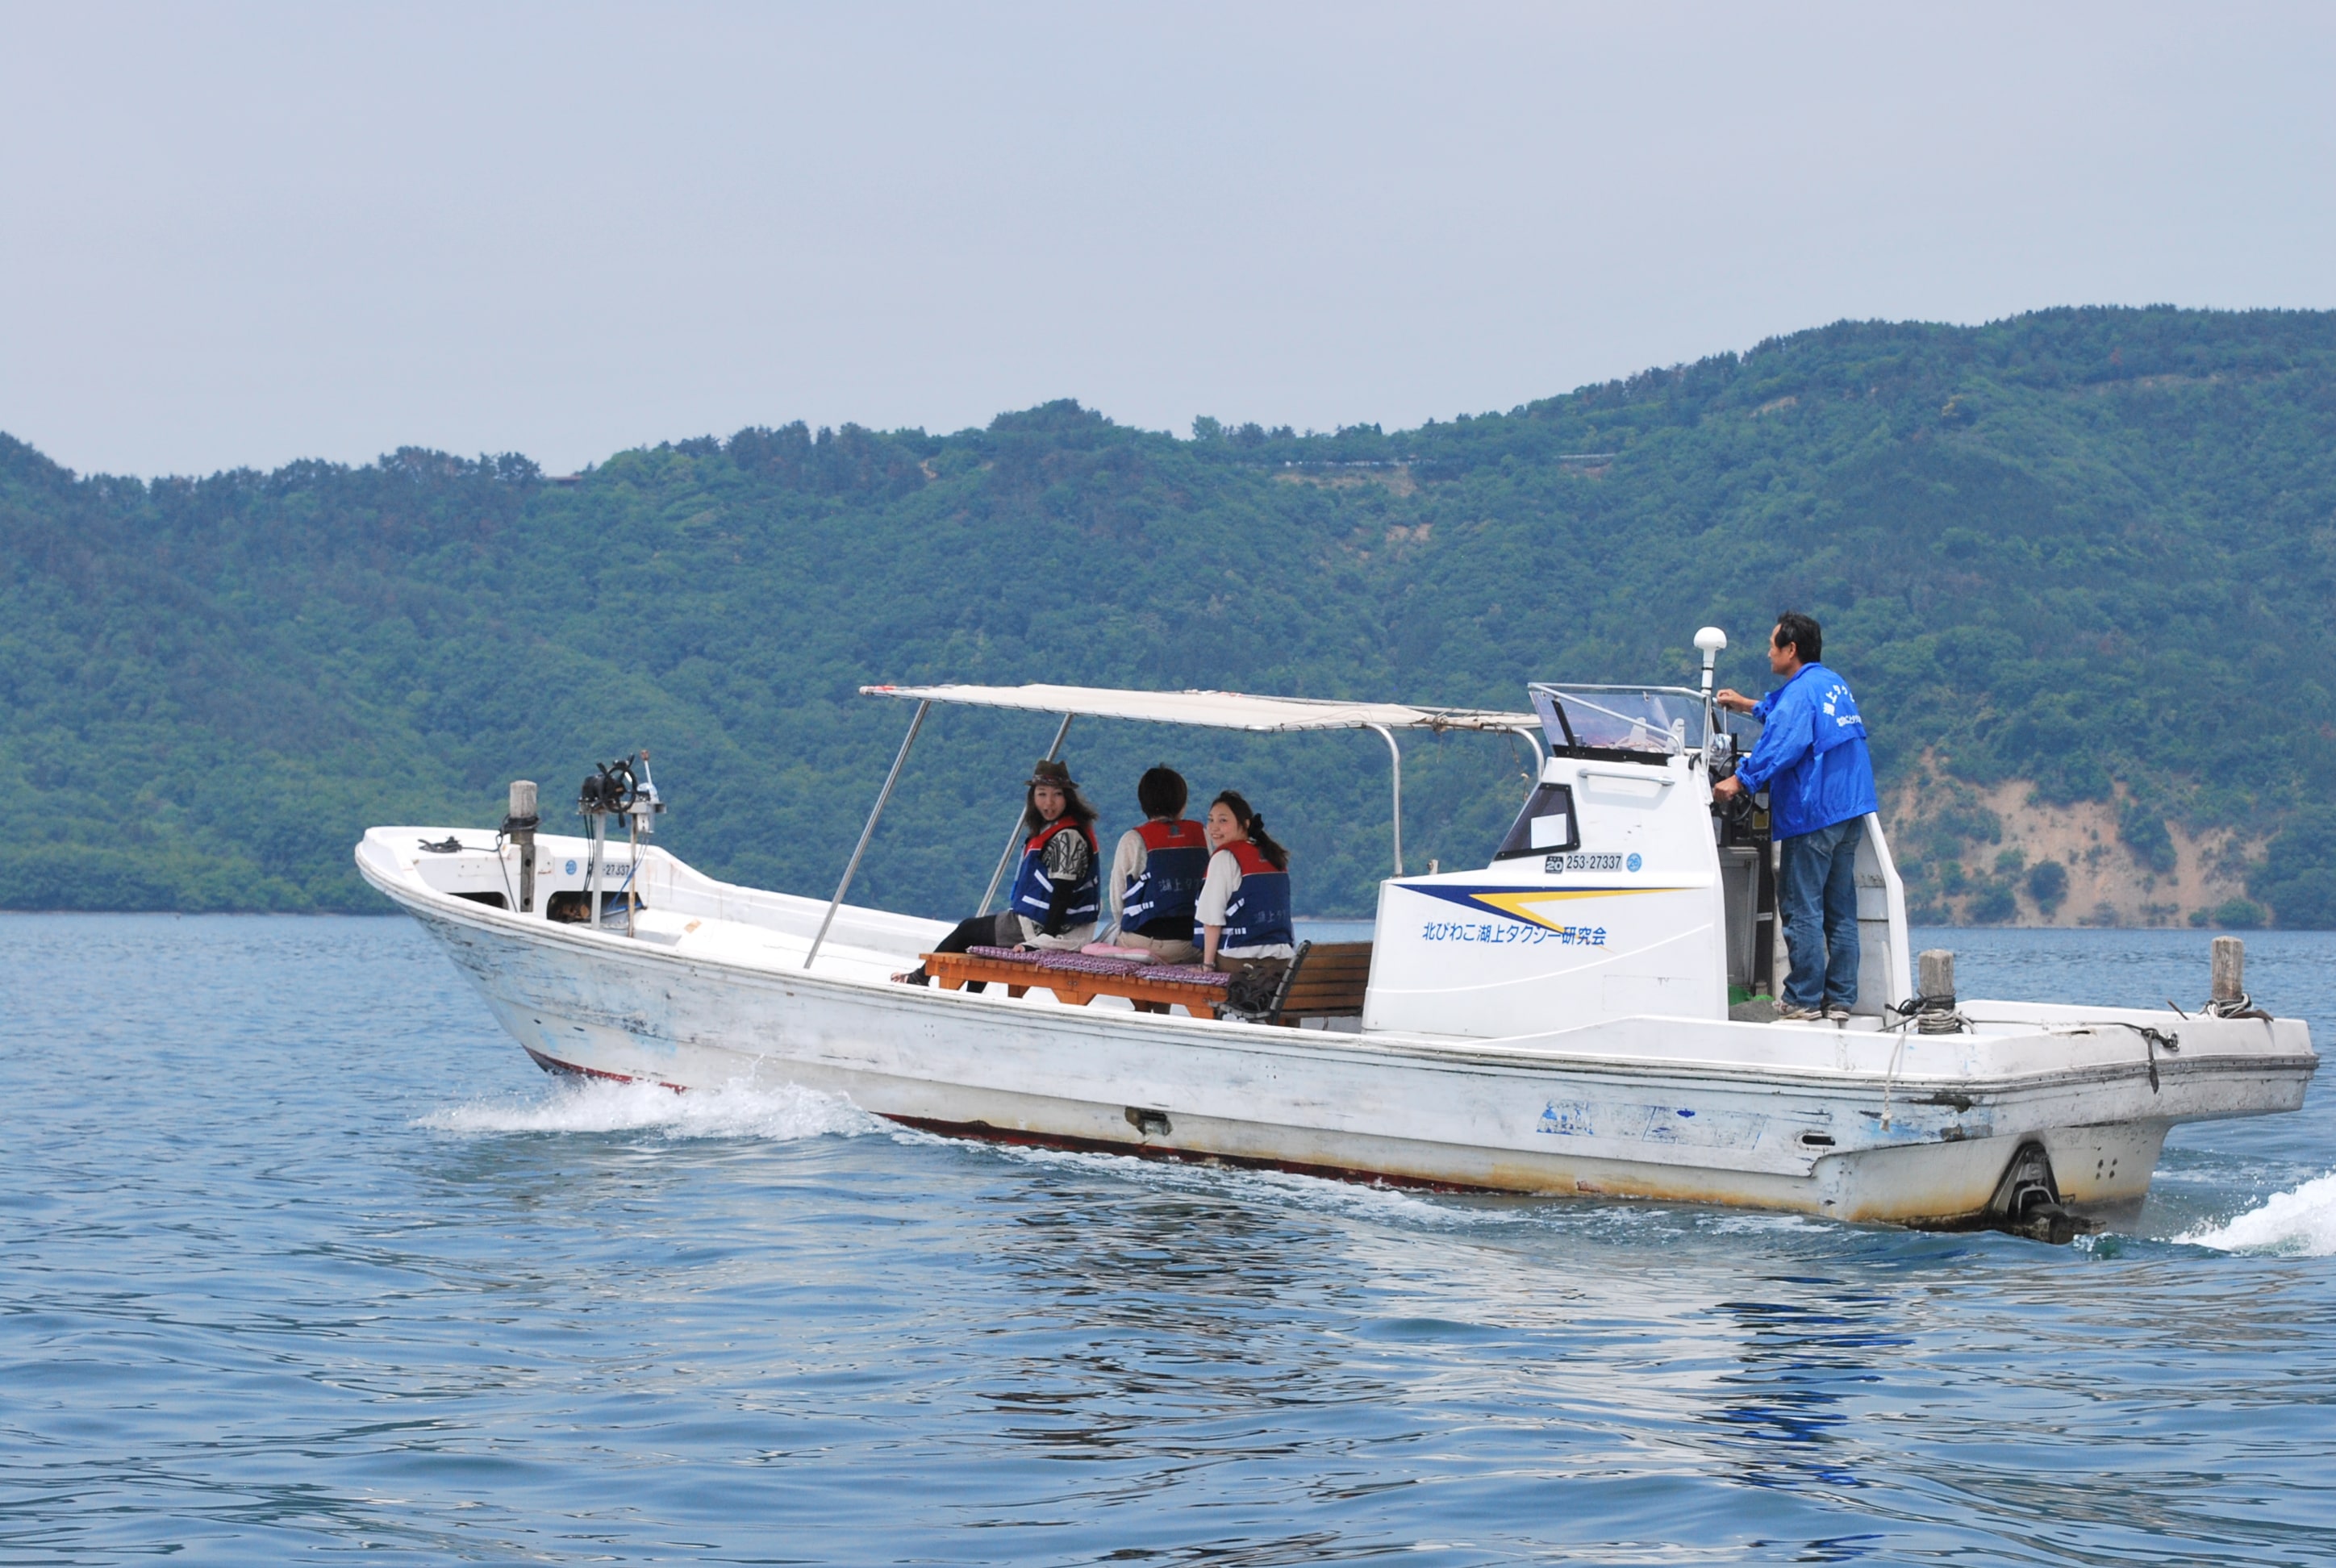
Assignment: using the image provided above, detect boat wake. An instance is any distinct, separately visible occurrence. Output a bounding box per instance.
[2181,1170,2336,1257]
[421,1078,882,1141]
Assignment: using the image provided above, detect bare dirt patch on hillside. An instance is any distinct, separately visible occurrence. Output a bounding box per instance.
[1888,769,2258,927]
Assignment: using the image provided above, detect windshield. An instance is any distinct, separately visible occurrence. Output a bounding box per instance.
[1530,685,1707,757]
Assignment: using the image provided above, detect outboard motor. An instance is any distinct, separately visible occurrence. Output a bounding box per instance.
[1985,1141,2089,1245]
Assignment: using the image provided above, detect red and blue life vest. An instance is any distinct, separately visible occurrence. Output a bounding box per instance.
[1006,816,1100,928]
[1203,840,1293,950]
[1119,819,1210,937]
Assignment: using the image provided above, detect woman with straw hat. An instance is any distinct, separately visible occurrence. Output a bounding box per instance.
[897,758,1100,987]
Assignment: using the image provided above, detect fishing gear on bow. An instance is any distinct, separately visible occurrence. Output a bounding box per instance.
[578,757,638,816]
[576,752,666,936]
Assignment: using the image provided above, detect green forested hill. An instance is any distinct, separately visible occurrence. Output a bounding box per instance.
[6,307,2336,924]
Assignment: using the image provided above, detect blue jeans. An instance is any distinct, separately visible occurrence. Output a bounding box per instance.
[1778,816,1863,1011]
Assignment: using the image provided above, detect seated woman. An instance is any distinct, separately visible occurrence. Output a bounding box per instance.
[898,758,1100,987]
[1108,765,1207,966]
[1195,790,1295,974]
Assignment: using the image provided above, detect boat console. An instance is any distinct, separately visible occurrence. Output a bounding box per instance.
[1364,676,1910,1038]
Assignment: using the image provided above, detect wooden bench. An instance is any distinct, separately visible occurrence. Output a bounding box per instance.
[1254,940,1374,1026]
[920,950,1230,1015]
[917,941,1373,1027]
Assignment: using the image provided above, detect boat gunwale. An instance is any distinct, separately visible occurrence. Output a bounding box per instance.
[361,850,2317,1104]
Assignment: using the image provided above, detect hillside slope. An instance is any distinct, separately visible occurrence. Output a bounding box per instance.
[5,307,2334,924]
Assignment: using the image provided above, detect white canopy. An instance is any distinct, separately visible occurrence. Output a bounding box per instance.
[860,682,1538,735]
[807,679,1537,966]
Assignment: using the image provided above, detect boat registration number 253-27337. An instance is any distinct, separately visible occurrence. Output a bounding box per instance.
[1547,851,1635,873]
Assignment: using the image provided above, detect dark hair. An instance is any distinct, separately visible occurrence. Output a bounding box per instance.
[1208,789,1289,870]
[1024,772,1098,839]
[1773,611,1822,664]
[1137,765,1188,819]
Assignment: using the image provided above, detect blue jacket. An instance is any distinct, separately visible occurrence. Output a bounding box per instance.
[1735,663,1879,840]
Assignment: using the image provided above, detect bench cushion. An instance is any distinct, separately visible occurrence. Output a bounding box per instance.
[966,945,1043,965]
[1146,965,1231,989]
[1034,949,1147,978]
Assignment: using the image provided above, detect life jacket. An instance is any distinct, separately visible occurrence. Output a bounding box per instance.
[1203,840,1293,950]
[1119,819,1210,936]
[1005,816,1100,928]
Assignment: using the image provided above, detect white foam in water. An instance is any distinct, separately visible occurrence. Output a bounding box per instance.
[2183,1170,2336,1257]
[423,1078,881,1141]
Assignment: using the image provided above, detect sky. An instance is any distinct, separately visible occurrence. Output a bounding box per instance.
[3,2,2333,478]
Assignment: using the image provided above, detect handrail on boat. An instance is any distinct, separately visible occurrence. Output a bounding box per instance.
[1364,724,1404,876]
[805,699,931,970]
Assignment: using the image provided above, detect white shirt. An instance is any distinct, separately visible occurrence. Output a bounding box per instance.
[1195,846,1295,960]
[1108,826,1149,928]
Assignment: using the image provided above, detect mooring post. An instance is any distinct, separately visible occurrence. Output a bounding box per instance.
[1918,949,1955,1003]
[506,779,538,914]
[2212,936,2245,1004]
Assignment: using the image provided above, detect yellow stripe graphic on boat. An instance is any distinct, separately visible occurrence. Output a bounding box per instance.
[1464,887,1666,932]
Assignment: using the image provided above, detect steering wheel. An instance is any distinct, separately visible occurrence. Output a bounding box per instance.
[1717,779,1759,834]
[600,758,638,811]
[579,757,639,814]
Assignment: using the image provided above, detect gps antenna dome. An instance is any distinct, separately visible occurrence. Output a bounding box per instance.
[1694,626,1727,696]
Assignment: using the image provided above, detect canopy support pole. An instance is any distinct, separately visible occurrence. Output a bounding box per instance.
[978,712,1074,913]
[805,699,930,970]
[1366,723,1404,876]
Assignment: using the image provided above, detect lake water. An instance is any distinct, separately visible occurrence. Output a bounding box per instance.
[5,915,2333,1565]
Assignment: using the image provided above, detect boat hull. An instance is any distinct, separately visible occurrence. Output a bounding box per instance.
[386,889,2309,1229]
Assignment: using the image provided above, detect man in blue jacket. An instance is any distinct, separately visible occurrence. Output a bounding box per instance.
[1712,612,1880,1022]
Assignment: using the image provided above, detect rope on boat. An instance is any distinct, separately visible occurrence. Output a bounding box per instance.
[1876,993,1973,1131]
[2040,1020,2181,1094]
[1887,992,1971,1035]
[1880,1028,1908,1131]
[2095,1021,2180,1091]
[2138,1025,2166,1091]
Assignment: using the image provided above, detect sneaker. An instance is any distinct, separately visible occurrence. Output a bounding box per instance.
[1824,1003,1854,1022]
[1773,1003,1828,1023]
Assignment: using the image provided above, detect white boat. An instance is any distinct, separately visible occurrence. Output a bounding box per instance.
[358,636,2317,1241]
